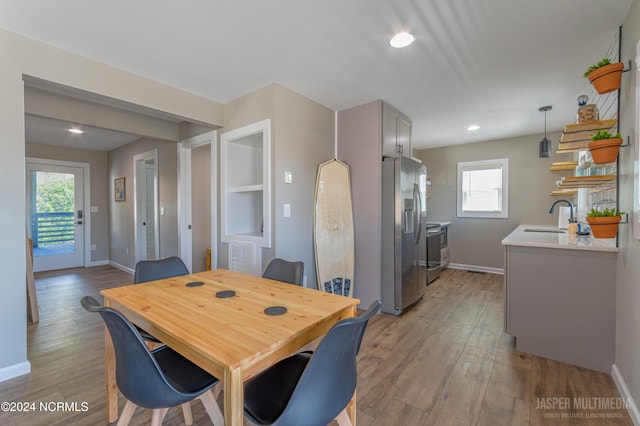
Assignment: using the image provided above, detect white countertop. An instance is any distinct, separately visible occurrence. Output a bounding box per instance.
[501,225,618,253]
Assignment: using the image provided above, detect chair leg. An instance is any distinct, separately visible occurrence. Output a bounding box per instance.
[181,402,193,425]
[150,407,169,426]
[212,381,223,400]
[199,389,225,426]
[116,400,137,426]
[336,408,353,426]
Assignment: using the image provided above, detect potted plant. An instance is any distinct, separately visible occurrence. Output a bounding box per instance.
[588,130,622,164]
[586,207,624,238]
[584,58,624,94]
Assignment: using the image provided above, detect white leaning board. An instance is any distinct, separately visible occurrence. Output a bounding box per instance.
[313,159,355,297]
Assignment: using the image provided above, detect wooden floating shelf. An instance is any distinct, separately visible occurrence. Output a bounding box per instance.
[563,119,617,134]
[550,161,578,171]
[558,119,617,152]
[557,142,589,153]
[551,189,578,196]
[557,174,616,189]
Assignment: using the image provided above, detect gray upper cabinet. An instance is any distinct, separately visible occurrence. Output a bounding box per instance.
[382,102,412,158]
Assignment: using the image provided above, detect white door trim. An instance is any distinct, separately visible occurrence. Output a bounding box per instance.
[133,149,159,263]
[26,157,91,269]
[177,130,217,272]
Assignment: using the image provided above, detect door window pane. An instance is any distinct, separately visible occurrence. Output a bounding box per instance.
[31,171,76,256]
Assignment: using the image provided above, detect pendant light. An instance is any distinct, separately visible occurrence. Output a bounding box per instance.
[539,105,552,158]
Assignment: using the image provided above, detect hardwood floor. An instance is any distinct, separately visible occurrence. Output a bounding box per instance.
[0,266,632,425]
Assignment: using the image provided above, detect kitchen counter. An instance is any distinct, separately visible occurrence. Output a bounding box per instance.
[501,224,618,252]
[503,224,617,373]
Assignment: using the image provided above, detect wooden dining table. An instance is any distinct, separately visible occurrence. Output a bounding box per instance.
[101,269,360,425]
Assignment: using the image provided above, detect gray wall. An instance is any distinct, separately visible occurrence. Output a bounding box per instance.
[616,2,640,417]
[415,130,565,270]
[273,85,335,289]
[25,142,110,263]
[219,84,334,289]
[108,138,180,270]
[0,27,222,378]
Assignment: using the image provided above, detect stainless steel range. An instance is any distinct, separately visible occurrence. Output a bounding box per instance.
[425,223,442,284]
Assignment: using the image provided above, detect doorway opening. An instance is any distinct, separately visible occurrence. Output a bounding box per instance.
[178,131,217,272]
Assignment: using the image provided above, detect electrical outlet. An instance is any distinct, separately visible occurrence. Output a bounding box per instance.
[90,244,96,251]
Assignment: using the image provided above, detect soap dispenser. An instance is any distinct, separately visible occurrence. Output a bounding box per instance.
[567,219,578,235]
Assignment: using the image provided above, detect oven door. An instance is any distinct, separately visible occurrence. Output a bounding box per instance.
[426,226,442,284]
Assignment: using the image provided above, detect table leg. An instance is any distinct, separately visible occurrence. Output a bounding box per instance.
[223,367,243,426]
[104,301,118,423]
[346,391,356,425]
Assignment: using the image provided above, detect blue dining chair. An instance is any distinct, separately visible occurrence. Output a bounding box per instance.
[243,300,381,426]
[81,296,224,426]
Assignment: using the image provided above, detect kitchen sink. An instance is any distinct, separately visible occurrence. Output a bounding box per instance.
[523,227,566,233]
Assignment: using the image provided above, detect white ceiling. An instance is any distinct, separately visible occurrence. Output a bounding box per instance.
[25,115,141,152]
[0,0,633,150]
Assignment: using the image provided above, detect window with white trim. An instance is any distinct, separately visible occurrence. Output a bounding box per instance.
[457,158,508,218]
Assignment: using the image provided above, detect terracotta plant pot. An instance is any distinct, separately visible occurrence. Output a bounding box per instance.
[587,137,622,164]
[586,62,624,94]
[586,216,621,238]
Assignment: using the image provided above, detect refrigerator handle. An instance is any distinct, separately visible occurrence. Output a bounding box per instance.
[413,183,422,244]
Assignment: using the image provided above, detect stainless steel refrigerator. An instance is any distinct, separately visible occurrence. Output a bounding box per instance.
[381,156,427,315]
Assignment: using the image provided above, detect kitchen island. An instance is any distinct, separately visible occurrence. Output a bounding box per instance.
[502,225,618,373]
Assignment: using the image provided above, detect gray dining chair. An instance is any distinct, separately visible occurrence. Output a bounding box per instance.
[133,256,190,343]
[243,300,380,426]
[262,258,304,286]
[80,296,224,426]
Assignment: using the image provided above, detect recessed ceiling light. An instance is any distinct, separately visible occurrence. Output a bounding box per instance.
[389,32,415,48]
[68,128,84,134]
[467,124,480,131]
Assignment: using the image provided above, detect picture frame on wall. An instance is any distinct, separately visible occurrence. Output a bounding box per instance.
[114,177,126,202]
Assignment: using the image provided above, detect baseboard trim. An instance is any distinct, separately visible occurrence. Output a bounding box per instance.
[0,361,31,383]
[88,260,109,267]
[108,261,134,275]
[612,364,640,425]
[447,263,504,275]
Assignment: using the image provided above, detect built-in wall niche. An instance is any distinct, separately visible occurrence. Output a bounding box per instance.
[220,119,271,247]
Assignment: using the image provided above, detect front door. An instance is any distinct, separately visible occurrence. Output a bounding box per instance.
[26,162,85,272]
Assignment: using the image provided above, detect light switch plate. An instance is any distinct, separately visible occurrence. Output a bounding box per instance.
[284,171,292,184]
[283,203,291,217]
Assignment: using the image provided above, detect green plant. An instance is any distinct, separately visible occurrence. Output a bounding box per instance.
[584,58,612,77]
[590,129,621,141]
[587,207,624,217]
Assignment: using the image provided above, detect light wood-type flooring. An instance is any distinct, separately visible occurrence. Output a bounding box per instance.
[0,266,632,425]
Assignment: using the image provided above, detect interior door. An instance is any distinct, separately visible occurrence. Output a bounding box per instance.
[26,162,84,272]
[134,151,159,263]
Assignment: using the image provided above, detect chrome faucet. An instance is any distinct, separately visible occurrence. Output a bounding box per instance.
[549,199,575,223]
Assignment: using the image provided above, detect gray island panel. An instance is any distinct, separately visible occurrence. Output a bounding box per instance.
[503,226,617,373]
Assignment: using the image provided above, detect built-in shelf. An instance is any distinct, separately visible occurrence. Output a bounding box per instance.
[228,184,264,193]
[220,119,271,247]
